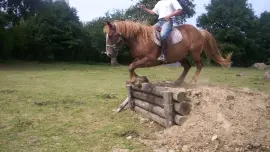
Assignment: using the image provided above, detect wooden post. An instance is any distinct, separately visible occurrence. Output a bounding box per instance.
[116,84,133,113]
[127,84,134,110]
[163,91,174,128]
[116,97,129,112]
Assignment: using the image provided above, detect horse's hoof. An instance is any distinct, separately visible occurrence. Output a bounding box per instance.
[135,76,149,83]
[134,81,142,88]
[188,79,197,85]
[187,80,194,85]
[141,76,149,83]
[126,80,135,85]
[126,81,132,85]
[174,81,183,86]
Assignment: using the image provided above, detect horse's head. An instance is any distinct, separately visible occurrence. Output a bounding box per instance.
[104,21,123,58]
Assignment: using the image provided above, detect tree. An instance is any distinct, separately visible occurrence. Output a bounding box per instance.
[0,0,44,25]
[125,0,196,25]
[256,11,270,64]
[197,0,261,66]
[0,11,13,60]
[7,0,92,61]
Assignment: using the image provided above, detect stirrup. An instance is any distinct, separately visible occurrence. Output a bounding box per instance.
[157,54,166,61]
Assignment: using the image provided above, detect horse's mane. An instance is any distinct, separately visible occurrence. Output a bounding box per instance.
[103,20,154,44]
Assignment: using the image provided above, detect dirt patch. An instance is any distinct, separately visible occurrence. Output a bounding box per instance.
[138,83,270,152]
[115,130,140,138]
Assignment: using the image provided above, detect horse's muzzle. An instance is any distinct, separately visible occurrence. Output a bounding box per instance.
[107,53,113,58]
[107,50,118,58]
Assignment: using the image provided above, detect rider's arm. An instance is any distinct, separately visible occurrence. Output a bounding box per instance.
[166,0,183,18]
[143,7,156,15]
[167,9,182,18]
[141,4,158,15]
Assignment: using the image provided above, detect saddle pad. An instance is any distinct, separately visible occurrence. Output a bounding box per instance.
[153,27,183,46]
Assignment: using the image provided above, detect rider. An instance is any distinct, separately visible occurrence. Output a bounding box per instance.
[140,0,183,62]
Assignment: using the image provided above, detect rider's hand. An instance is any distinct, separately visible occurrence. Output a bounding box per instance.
[164,15,171,21]
[140,4,146,9]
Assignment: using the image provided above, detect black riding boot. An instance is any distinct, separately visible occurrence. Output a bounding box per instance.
[157,39,167,62]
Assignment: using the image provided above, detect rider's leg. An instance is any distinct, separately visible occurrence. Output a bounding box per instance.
[152,21,161,29]
[158,19,173,61]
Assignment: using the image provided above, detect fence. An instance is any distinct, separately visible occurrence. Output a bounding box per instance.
[117,83,192,128]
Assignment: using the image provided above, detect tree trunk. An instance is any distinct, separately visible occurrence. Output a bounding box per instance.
[111,57,119,66]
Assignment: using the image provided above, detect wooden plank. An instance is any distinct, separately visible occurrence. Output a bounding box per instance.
[163,91,174,128]
[133,83,188,102]
[134,99,187,127]
[134,106,166,127]
[132,91,164,107]
[134,99,165,118]
[133,90,191,116]
[127,85,134,110]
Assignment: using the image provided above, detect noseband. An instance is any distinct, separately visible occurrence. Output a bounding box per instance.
[106,34,124,51]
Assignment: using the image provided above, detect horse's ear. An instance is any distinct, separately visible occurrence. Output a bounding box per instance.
[106,21,113,29]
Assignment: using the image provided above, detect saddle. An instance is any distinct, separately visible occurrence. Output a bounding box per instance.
[153,26,183,47]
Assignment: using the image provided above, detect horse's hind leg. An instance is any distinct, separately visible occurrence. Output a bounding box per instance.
[190,47,204,84]
[175,58,191,84]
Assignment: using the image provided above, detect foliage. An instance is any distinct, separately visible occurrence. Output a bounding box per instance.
[1,0,93,62]
[0,0,269,67]
[197,0,270,66]
[0,0,44,24]
[256,11,270,63]
[125,0,195,25]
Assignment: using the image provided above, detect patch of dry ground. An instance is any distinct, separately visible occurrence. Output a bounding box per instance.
[137,83,270,152]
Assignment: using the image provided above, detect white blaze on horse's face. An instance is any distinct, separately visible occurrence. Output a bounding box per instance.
[105,22,122,58]
[106,33,109,56]
[105,32,113,57]
[105,31,115,58]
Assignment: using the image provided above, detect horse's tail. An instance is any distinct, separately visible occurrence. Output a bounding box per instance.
[199,29,233,68]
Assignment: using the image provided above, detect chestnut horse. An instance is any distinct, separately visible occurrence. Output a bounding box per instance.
[103,20,232,85]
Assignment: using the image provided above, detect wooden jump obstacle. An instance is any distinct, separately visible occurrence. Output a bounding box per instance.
[117,83,192,128]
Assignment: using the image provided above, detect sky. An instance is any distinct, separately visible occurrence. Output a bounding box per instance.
[69,0,270,26]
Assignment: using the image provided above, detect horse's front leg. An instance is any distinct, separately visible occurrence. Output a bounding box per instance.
[127,58,139,84]
[128,70,137,84]
[127,57,161,84]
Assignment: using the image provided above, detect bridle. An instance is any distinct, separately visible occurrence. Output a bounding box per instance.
[106,33,124,52]
[106,23,125,52]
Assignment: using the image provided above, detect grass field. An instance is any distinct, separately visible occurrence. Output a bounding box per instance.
[0,62,269,152]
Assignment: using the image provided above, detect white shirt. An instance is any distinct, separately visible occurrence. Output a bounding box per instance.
[152,0,183,19]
